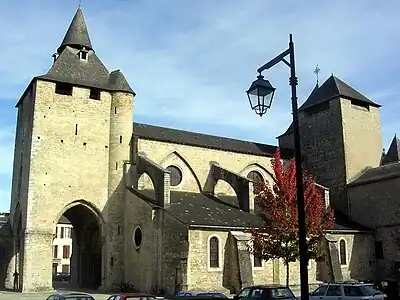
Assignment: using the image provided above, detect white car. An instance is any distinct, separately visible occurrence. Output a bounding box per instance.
[310,283,387,300]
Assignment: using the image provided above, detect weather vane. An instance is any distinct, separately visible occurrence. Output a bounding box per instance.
[314,65,320,85]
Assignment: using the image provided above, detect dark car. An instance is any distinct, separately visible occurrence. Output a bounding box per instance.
[233,285,297,300]
[46,293,95,300]
[107,292,157,300]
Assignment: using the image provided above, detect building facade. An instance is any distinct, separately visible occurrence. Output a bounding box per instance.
[0,5,395,295]
[52,216,73,275]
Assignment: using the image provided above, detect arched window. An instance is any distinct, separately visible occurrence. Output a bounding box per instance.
[209,236,220,268]
[166,165,183,187]
[247,171,264,194]
[339,239,347,265]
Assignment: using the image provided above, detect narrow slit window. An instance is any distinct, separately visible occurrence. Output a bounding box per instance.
[114,107,117,114]
[75,124,78,135]
[120,135,122,143]
[116,162,118,170]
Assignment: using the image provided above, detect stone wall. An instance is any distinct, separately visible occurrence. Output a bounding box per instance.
[9,79,133,291]
[279,97,382,216]
[333,233,376,281]
[349,178,400,229]
[136,139,275,194]
[186,229,320,293]
[340,99,382,183]
[349,178,400,281]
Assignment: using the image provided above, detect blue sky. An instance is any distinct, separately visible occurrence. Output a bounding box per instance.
[0,0,399,212]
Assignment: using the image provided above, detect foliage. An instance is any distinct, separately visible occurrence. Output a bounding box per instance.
[249,148,335,284]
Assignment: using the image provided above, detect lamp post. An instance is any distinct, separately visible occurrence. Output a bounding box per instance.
[246,34,309,300]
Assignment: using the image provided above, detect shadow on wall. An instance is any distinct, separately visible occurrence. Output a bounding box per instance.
[348,234,376,281]
[0,221,14,289]
[222,233,240,294]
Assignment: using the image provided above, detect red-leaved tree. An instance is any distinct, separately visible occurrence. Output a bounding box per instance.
[249,148,335,286]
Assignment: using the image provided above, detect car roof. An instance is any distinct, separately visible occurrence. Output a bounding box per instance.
[49,293,92,296]
[248,285,288,289]
[117,293,155,297]
[64,294,93,298]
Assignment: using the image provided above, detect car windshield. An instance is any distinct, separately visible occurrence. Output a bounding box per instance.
[126,297,156,300]
[66,297,94,300]
[270,288,294,299]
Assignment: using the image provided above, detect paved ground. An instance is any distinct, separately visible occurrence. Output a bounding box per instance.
[0,291,112,300]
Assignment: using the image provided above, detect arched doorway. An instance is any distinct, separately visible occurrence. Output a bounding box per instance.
[52,203,103,290]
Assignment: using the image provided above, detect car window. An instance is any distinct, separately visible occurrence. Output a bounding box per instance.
[176,292,185,296]
[343,286,364,297]
[270,287,294,298]
[238,288,252,298]
[360,285,383,296]
[312,286,328,296]
[107,297,116,300]
[326,286,341,296]
[250,288,264,299]
[184,293,192,296]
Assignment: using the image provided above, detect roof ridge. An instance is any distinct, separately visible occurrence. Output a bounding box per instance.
[134,122,269,145]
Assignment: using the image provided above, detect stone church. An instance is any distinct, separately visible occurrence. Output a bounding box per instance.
[0,5,398,295]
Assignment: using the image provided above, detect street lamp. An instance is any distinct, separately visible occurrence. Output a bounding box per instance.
[246,34,309,300]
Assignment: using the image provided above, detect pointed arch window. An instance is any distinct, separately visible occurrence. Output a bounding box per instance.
[247,171,264,194]
[209,236,220,269]
[339,239,347,265]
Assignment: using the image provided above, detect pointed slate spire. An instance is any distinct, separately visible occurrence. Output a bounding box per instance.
[57,6,93,54]
[381,135,400,165]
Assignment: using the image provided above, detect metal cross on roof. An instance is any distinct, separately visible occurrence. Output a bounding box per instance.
[314,65,321,85]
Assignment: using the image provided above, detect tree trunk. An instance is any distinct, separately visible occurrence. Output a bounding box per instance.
[285,262,290,287]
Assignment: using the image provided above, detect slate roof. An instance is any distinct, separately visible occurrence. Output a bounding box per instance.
[381,135,400,165]
[133,122,293,158]
[299,75,380,111]
[58,215,71,224]
[348,163,400,187]
[16,6,134,107]
[35,46,134,93]
[133,190,366,231]
[57,6,93,53]
[278,76,380,137]
[331,211,371,232]
[168,191,261,228]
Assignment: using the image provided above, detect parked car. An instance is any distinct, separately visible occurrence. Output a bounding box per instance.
[233,285,297,300]
[175,291,228,298]
[107,292,157,300]
[46,293,95,300]
[310,282,387,300]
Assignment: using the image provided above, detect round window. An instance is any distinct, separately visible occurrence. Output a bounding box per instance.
[133,226,142,249]
[166,165,183,187]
